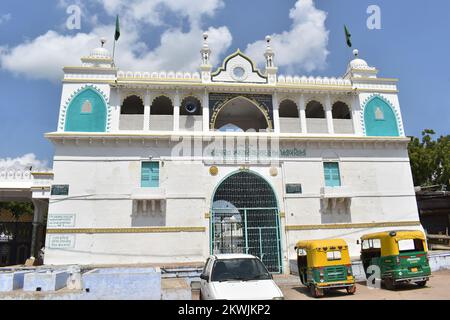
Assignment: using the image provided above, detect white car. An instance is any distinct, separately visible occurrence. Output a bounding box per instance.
[199,254,284,300]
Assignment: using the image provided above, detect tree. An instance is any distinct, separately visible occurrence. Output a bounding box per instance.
[0,202,34,220]
[408,129,450,189]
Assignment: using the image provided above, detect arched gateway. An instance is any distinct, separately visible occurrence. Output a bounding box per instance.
[211,171,282,273]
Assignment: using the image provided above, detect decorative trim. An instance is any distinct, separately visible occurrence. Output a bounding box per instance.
[151,94,174,105]
[360,94,404,136]
[120,92,145,105]
[285,221,421,231]
[46,226,206,234]
[30,186,51,191]
[209,94,273,130]
[45,131,411,145]
[59,85,112,132]
[31,172,54,176]
[209,166,219,176]
[211,49,267,81]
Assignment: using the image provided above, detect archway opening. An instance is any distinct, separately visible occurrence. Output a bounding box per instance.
[214,97,269,132]
[332,101,354,134]
[150,96,174,131]
[305,100,327,133]
[120,95,144,130]
[211,171,282,273]
[180,96,203,131]
[279,99,300,133]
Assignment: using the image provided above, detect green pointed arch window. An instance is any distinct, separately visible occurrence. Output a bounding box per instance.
[364,96,399,137]
[65,87,108,132]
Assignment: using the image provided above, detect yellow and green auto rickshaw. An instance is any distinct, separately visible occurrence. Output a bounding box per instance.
[360,230,432,290]
[295,239,356,298]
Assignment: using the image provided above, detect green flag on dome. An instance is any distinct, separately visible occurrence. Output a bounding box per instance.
[115,15,120,41]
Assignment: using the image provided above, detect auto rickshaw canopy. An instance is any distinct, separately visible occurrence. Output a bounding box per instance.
[295,239,351,267]
[360,230,428,257]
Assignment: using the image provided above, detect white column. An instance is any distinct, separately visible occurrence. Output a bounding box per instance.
[352,94,362,135]
[203,90,210,132]
[299,94,307,134]
[30,198,48,259]
[112,88,121,132]
[144,90,151,131]
[325,94,334,134]
[173,91,180,132]
[272,92,280,133]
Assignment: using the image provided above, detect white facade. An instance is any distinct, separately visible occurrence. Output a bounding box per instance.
[44,37,422,273]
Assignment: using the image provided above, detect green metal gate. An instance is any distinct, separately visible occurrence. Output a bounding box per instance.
[211,172,282,273]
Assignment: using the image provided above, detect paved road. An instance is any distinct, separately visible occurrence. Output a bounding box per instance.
[277,270,450,300]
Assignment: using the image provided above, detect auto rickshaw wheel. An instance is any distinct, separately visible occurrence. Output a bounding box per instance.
[346,285,356,295]
[415,280,427,287]
[384,278,396,290]
[309,285,324,298]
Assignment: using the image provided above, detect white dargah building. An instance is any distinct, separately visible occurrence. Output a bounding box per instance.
[44,34,422,273]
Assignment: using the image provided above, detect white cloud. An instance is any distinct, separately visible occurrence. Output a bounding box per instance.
[0,31,99,81]
[0,13,11,25]
[0,0,331,81]
[245,0,329,74]
[0,1,231,81]
[0,154,48,170]
[96,0,224,27]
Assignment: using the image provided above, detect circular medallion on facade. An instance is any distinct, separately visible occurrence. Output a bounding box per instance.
[270,167,278,177]
[231,66,247,81]
[209,166,219,176]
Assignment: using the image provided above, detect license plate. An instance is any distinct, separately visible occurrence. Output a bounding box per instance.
[411,267,418,272]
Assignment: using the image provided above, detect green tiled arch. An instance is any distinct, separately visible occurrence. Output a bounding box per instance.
[364,96,400,137]
[65,87,107,132]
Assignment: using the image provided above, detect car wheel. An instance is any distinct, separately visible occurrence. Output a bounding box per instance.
[346,285,356,295]
[415,281,427,287]
[384,278,396,290]
[310,285,324,298]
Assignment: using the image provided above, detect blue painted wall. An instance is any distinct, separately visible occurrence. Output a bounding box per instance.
[364,96,400,137]
[65,87,107,132]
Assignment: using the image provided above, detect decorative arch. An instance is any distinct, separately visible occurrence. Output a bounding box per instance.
[121,95,144,115]
[332,101,352,119]
[151,95,174,115]
[211,96,272,132]
[210,169,282,273]
[150,93,174,106]
[362,94,402,136]
[120,91,145,105]
[180,95,202,116]
[305,100,325,118]
[279,99,299,118]
[63,86,110,132]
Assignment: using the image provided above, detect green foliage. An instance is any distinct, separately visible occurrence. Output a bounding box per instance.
[0,202,34,219]
[408,129,450,188]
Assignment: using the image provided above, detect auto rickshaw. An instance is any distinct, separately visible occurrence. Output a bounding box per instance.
[360,230,431,290]
[295,239,356,298]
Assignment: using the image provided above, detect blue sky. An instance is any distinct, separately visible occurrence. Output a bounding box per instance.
[0,0,449,168]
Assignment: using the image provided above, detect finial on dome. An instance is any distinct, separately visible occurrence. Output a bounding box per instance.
[353,49,359,57]
[203,32,209,41]
[266,35,271,44]
[100,37,107,47]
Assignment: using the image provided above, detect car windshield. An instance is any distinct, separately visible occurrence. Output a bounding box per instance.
[210,258,272,282]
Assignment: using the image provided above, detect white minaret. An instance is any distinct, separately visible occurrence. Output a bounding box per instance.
[264,36,278,85]
[200,32,212,84]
